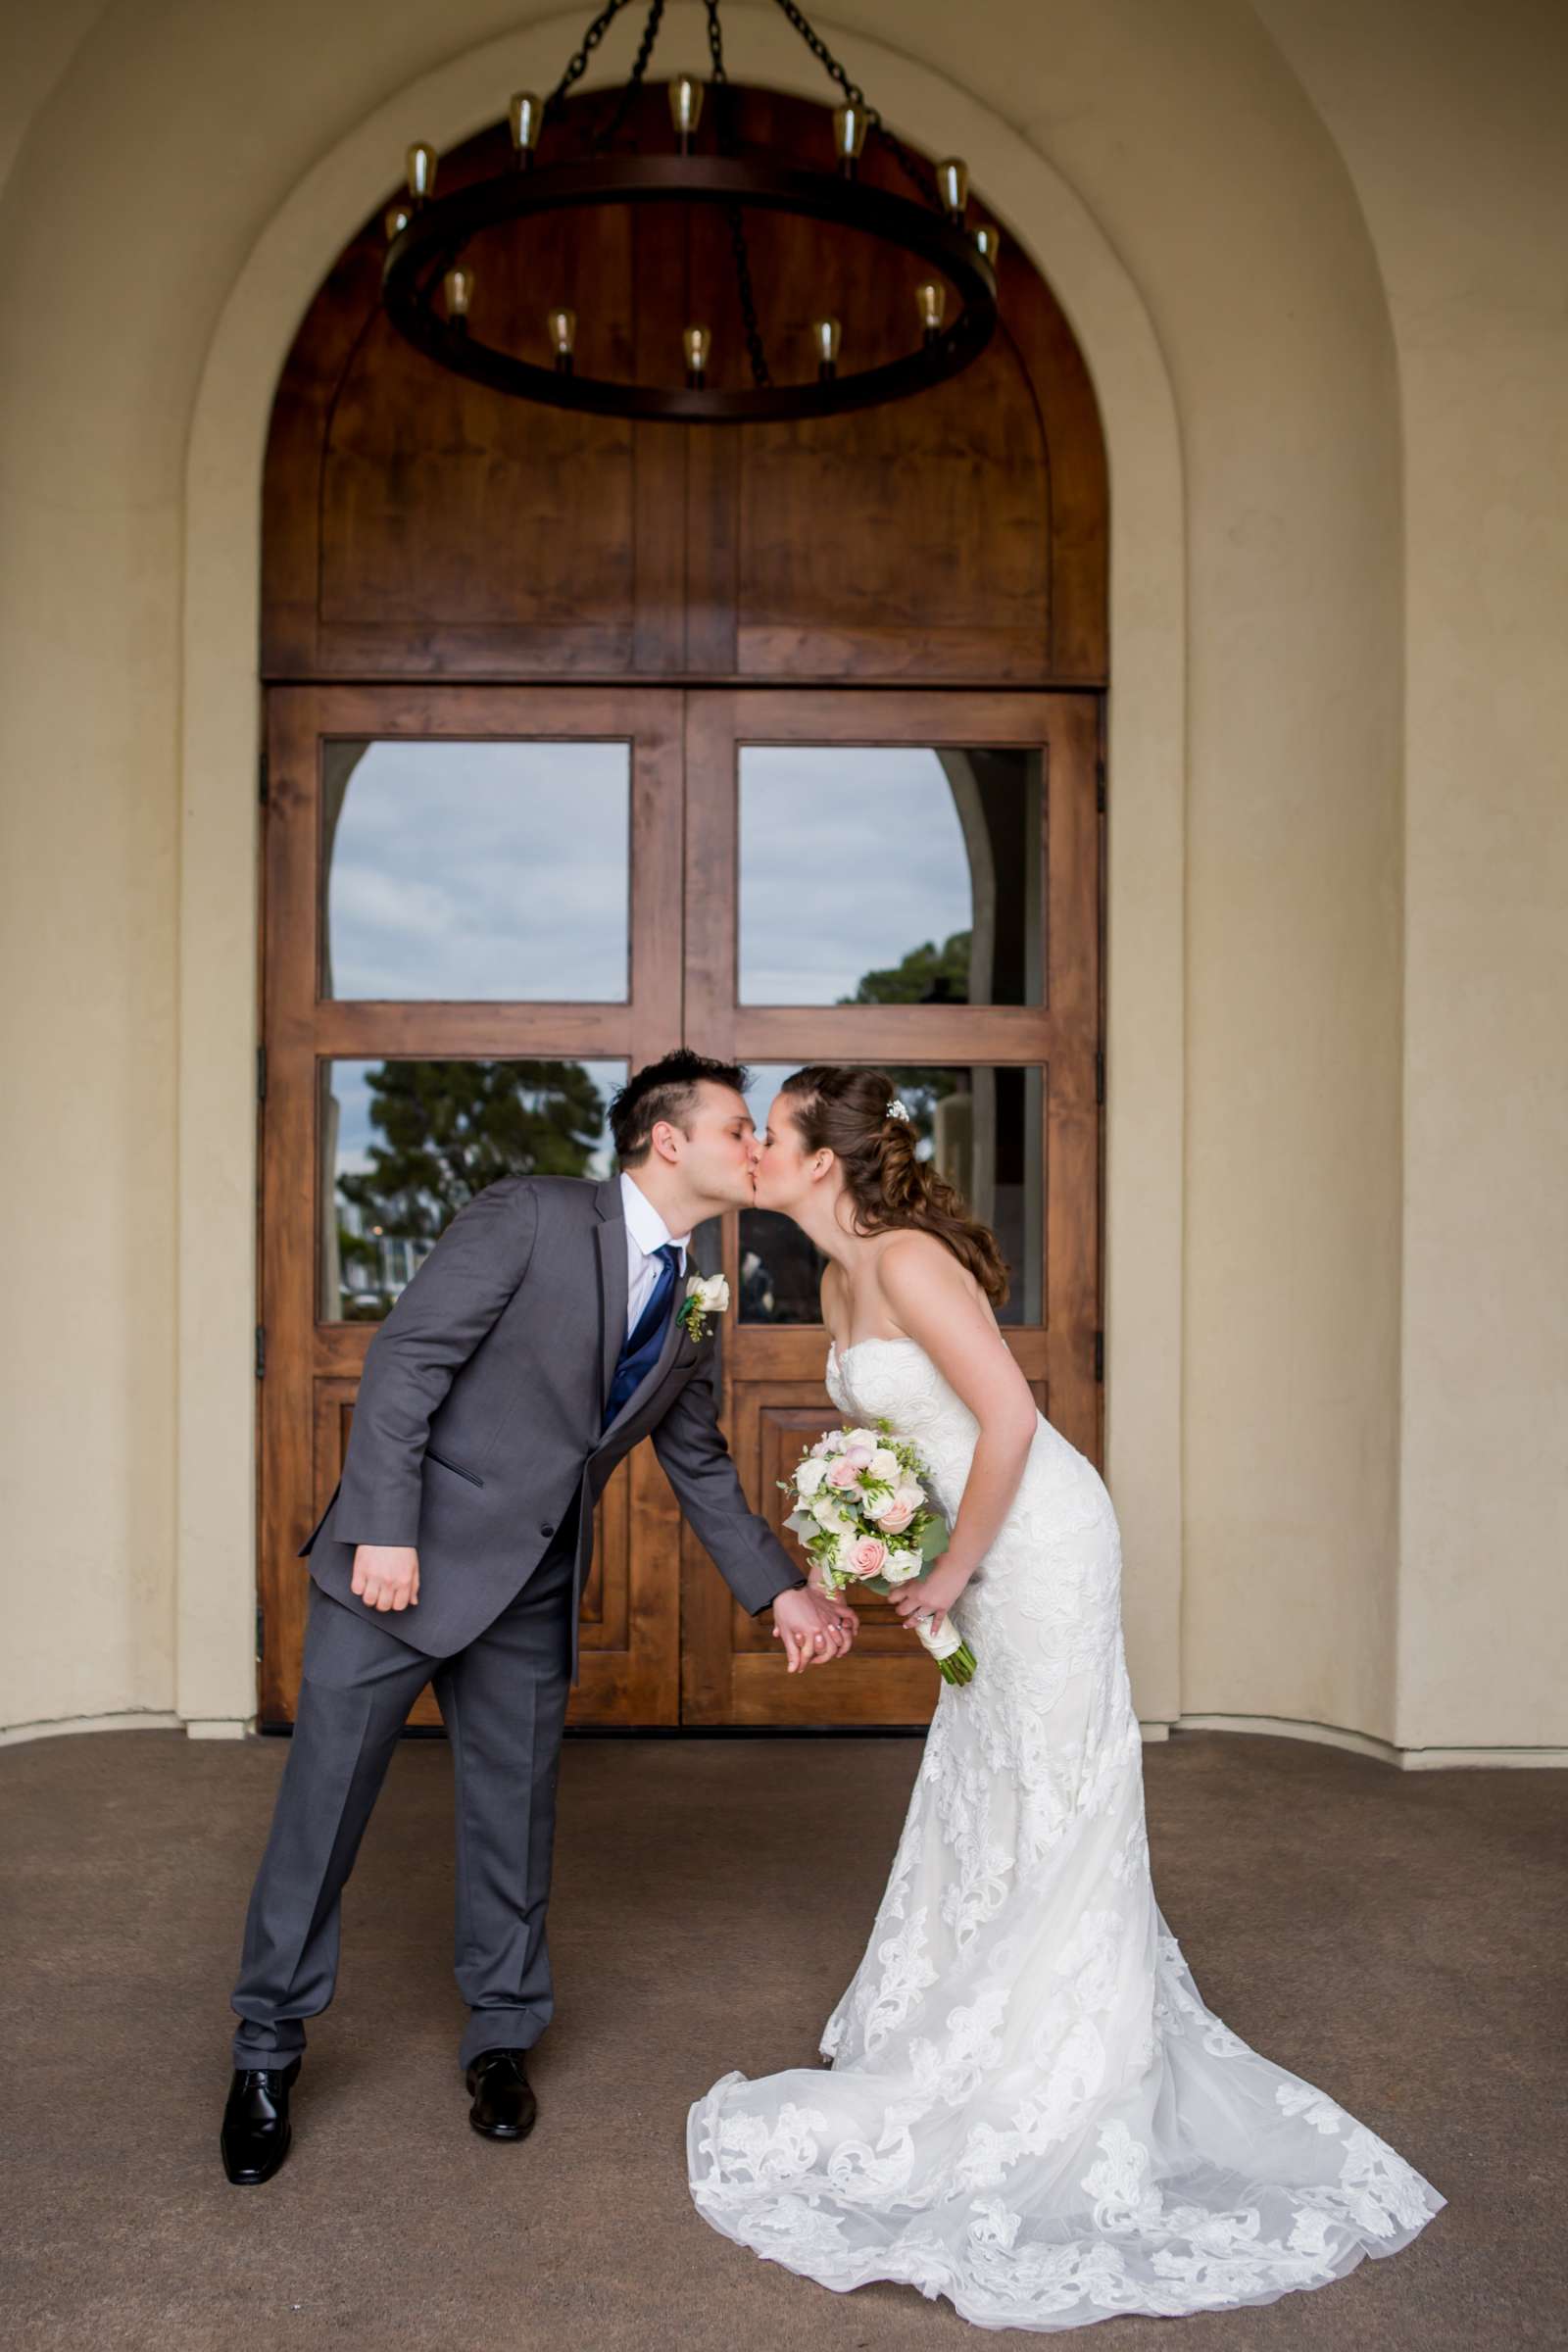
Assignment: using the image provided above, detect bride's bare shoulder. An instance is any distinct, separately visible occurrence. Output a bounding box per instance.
[876,1230,986,1316]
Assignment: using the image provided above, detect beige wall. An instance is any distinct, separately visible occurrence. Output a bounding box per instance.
[0,1,1561,1759]
[1251,0,1568,1753]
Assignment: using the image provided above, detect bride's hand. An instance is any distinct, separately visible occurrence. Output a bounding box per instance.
[892,1559,971,1634]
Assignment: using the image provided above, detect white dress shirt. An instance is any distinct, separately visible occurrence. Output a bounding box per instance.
[618,1170,691,1343]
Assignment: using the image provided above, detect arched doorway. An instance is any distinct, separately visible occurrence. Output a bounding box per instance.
[257,83,1108,1730]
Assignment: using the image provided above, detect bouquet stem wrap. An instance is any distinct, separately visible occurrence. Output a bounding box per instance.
[907,1607,978,1686]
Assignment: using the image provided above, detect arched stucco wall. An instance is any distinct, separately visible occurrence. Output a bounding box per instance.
[3,0,1492,1760]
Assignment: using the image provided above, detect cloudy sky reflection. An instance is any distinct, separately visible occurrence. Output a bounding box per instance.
[326,741,630,1001]
[739,748,971,1004]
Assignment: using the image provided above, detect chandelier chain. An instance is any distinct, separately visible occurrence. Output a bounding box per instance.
[765,0,938,202]
[590,0,667,150]
[704,0,772,389]
[547,0,637,114]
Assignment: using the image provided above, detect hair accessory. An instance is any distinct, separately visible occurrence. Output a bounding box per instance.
[886,1098,911,1122]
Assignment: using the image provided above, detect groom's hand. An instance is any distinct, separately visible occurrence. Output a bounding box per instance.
[771,1584,856,1673]
[351,1543,420,1612]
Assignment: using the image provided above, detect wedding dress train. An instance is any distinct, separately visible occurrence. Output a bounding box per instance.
[686,1337,1444,2331]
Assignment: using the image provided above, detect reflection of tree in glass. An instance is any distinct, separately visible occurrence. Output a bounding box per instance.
[340,1058,606,1245]
[838,930,973,1141]
[840,929,970,1008]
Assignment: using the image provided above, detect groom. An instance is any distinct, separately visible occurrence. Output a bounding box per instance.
[221,1051,856,2184]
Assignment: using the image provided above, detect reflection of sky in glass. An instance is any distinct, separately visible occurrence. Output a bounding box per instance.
[330,1059,625,1179]
[326,742,629,1001]
[738,748,971,1004]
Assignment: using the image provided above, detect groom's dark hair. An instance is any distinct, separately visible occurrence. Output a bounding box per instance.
[611,1051,751,1166]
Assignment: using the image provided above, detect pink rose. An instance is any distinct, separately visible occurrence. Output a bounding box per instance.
[826,1455,861,1489]
[874,1496,915,1534]
[844,1446,873,1470]
[848,1536,888,1578]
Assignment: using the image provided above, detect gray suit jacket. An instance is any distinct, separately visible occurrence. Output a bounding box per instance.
[297,1171,806,1682]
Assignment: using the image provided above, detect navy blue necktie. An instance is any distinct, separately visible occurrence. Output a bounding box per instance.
[604,1243,680,1427]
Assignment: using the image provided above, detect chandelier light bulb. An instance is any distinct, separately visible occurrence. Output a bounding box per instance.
[509,91,544,164]
[668,75,705,148]
[444,264,474,323]
[915,279,947,340]
[811,317,842,379]
[974,221,1003,269]
[406,142,437,203]
[833,102,869,174]
[383,203,413,242]
[936,157,969,220]
[683,322,711,384]
[548,307,577,373]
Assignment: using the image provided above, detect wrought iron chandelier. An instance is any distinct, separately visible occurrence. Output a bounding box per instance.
[380,0,1001,423]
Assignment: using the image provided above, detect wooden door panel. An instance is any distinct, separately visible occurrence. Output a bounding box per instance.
[258,683,686,1728]
[261,683,1102,1730]
[678,687,1102,1728]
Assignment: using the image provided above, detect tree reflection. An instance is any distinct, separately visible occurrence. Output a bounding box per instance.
[335,1058,607,1319]
[838,928,972,1141]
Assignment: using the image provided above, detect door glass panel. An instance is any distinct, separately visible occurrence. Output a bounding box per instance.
[319,1056,625,1321]
[737,746,1043,1006]
[321,740,630,1001]
[740,1060,1042,1327]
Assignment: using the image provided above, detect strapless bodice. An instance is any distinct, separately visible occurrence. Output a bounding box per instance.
[824,1335,1110,1552]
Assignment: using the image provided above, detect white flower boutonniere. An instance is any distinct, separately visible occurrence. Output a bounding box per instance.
[678,1271,730,1343]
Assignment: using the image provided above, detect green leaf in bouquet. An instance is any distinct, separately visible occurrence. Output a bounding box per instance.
[919,1514,950,1562]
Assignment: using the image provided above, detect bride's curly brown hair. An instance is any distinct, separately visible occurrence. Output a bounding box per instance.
[778,1064,1009,1305]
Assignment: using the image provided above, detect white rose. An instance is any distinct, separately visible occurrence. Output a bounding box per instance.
[811,1494,852,1534]
[794,1457,827,1497]
[846,1427,879,1450]
[690,1273,730,1313]
[895,1481,925,1512]
[868,1447,900,1485]
[882,1549,923,1585]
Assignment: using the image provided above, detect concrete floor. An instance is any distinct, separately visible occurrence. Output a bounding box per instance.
[2,1726,1563,2349]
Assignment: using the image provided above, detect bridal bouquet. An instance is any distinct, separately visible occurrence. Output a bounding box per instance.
[779,1421,977,1686]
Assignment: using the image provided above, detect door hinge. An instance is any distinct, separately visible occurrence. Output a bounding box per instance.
[1095,1050,1104,1105]
[259,751,270,807]
[1094,1329,1103,1383]
[255,1325,266,1380]
[256,1044,267,1102]
[255,1599,265,1660]
[1096,755,1106,813]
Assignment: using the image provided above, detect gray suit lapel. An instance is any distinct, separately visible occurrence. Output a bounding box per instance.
[594,1175,628,1417]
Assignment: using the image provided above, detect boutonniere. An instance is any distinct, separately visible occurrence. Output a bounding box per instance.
[678,1272,730,1343]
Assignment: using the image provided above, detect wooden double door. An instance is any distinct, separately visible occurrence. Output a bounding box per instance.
[258,682,1102,1728]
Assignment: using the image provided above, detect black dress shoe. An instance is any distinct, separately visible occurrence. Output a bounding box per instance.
[220,2057,301,2184]
[466,2047,538,2140]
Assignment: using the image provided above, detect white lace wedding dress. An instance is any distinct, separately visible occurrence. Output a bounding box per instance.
[686,1336,1444,2331]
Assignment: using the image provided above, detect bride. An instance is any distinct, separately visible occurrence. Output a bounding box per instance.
[686,1064,1444,2331]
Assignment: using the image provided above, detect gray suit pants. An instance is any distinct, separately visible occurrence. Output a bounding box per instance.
[230,1513,577,2075]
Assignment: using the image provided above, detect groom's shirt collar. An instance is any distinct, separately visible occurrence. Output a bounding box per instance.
[618,1168,691,1298]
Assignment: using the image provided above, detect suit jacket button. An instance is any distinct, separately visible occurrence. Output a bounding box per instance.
[540,1521,555,1537]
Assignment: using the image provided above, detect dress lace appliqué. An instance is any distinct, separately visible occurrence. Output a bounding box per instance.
[686,1338,1444,2330]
